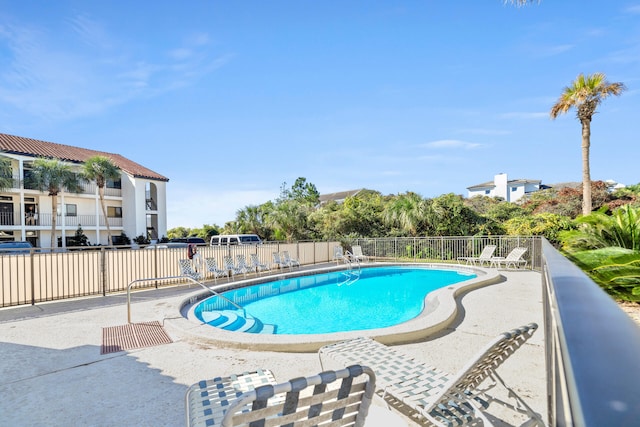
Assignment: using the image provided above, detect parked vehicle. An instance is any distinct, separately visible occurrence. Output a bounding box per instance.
[210,234,262,246]
[0,241,34,254]
[169,237,206,246]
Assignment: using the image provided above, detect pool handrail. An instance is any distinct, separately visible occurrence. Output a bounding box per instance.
[126,275,249,324]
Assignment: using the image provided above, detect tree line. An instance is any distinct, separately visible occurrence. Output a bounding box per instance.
[170,178,640,245]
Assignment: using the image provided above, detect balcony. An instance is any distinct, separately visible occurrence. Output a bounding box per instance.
[19,175,122,197]
[0,212,123,228]
[38,214,123,228]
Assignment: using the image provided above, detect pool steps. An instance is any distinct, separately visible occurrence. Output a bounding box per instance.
[200,309,276,334]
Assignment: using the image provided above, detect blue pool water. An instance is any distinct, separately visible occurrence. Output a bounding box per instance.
[194,266,475,335]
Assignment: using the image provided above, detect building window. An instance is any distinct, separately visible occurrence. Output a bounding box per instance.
[511,187,518,192]
[107,206,122,218]
[106,179,122,189]
[66,204,77,217]
[484,190,490,195]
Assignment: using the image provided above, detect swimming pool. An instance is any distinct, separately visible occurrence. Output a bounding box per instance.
[194,266,476,335]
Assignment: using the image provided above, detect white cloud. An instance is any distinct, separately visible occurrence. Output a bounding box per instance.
[625,5,640,14]
[499,112,548,119]
[457,128,511,136]
[421,139,483,149]
[68,14,112,50]
[543,44,574,56]
[0,16,229,121]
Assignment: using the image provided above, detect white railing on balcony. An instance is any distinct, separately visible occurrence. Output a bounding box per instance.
[0,212,123,227]
[14,176,122,197]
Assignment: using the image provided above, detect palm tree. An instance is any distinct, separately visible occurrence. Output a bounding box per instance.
[382,192,430,236]
[30,158,83,249]
[82,156,121,245]
[0,156,13,191]
[550,73,626,215]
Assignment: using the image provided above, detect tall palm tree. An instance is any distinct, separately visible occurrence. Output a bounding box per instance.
[82,156,121,245]
[550,73,625,215]
[30,158,83,249]
[0,156,13,191]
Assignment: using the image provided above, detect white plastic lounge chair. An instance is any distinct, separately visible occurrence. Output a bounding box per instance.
[272,252,286,269]
[319,323,544,427]
[457,244,497,266]
[351,245,369,263]
[281,251,300,268]
[235,254,252,275]
[179,259,203,280]
[185,364,376,427]
[249,254,270,273]
[334,245,345,264]
[490,247,528,269]
[223,255,245,278]
[205,258,228,281]
[333,245,354,264]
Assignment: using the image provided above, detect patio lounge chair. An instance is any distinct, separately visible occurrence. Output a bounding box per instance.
[179,259,203,281]
[351,245,369,263]
[185,364,376,427]
[318,323,544,427]
[224,255,246,278]
[249,254,270,273]
[272,252,286,269]
[489,247,528,269]
[235,254,252,275]
[281,251,300,268]
[457,244,497,266]
[205,258,228,281]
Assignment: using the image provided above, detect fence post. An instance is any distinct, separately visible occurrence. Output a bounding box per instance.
[394,237,397,261]
[30,249,35,305]
[154,245,159,289]
[101,247,107,296]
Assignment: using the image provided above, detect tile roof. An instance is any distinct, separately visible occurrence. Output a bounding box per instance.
[467,178,540,190]
[0,133,168,182]
[319,189,363,204]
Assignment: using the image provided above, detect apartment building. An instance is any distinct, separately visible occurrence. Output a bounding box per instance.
[0,133,168,248]
[467,173,543,203]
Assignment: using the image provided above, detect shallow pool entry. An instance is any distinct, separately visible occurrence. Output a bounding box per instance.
[193,266,475,335]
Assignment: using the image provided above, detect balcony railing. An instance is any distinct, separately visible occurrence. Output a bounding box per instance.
[0,212,123,227]
[18,177,122,197]
[36,214,123,228]
[0,211,17,226]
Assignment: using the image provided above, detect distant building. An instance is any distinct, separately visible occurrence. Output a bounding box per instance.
[0,133,169,247]
[605,179,626,191]
[318,189,362,205]
[467,173,543,203]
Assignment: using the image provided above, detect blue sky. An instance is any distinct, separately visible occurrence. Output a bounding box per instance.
[1,1,638,229]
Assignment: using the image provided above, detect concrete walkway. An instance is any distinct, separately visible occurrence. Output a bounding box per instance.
[0,270,546,426]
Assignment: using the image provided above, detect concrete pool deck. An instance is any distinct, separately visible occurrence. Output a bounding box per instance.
[0,268,546,426]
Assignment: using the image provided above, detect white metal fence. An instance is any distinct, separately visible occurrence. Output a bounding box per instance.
[0,241,340,307]
[0,236,541,308]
